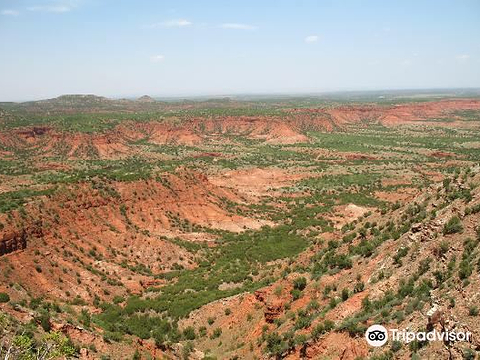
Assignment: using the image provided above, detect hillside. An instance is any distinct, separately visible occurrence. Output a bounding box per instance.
[0,95,479,359]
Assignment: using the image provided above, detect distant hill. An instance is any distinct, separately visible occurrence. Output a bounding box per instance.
[14,94,113,111]
[137,95,156,103]
[38,94,110,105]
[7,94,129,113]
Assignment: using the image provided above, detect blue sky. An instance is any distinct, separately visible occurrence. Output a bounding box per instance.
[0,0,479,101]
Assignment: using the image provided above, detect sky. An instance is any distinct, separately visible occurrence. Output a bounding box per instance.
[0,0,479,101]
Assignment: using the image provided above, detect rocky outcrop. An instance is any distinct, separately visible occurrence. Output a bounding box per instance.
[264,302,283,323]
[427,304,444,331]
[0,230,28,256]
[255,289,284,323]
[0,223,43,256]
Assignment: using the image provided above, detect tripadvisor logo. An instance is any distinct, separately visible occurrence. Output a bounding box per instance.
[365,324,472,347]
[365,325,388,347]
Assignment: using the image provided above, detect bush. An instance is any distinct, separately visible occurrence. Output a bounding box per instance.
[79,309,91,328]
[393,247,409,265]
[3,332,76,359]
[329,297,338,309]
[182,341,193,360]
[443,216,463,235]
[294,312,312,330]
[265,331,286,356]
[39,313,51,332]
[132,350,141,360]
[0,292,10,303]
[438,241,449,256]
[183,326,196,340]
[468,306,479,316]
[417,258,431,276]
[291,289,302,300]
[198,326,207,337]
[459,260,473,280]
[113,296,125,304]
[323,319,335,331]
[342,232,356,243]
[361,297,372,311]
[443,178,451,189]
[391,340,402,352]
[463,348,475,360]
[338,318,366,336]
[293,277,307,291]
[210,327,222,339]
[294,334,308,346]
[353,281,365,293]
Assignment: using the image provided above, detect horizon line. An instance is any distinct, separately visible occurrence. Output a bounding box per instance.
[2,87,480,103]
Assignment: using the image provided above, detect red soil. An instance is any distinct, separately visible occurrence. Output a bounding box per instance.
[1,99,479,159]
[0,168,269,304]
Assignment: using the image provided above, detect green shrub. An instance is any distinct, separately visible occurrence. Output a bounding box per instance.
[265,331,286,357]
[113,296,125,304]
[182,341,193,360]
[290,289,302,300]
[132,350,141,360]
[39,313,51,332]
[183,326,196,340]
[438,241,449,256]
[393,247,409,265]
[294,312,312,330]
[443,178,451,190]
[443,216,463,235]
[459,260,473,280]
[468,306,479,316]
[79,309,91,328]
[463,348,476,360]
[353,281,365,293]
[210,327,222,339]
[391,340,402,352]
[361,297,372,311]
[342,232,356,243]
[293,277,307,291]
[0,292,10,303]
[338,318,366,336]
[198,326,207,337]
[323,319,334,332]
[329,297,338,309]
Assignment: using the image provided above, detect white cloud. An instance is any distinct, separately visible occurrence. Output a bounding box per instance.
[1,9,19,16]
[150,55,165,63]
[455,54,470,61]
[220,23,257,30]
[27,5,70,12]
[27,0,78,13]
[147,19,192,28]
[400,59,412,66]
[304,35,318,43]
